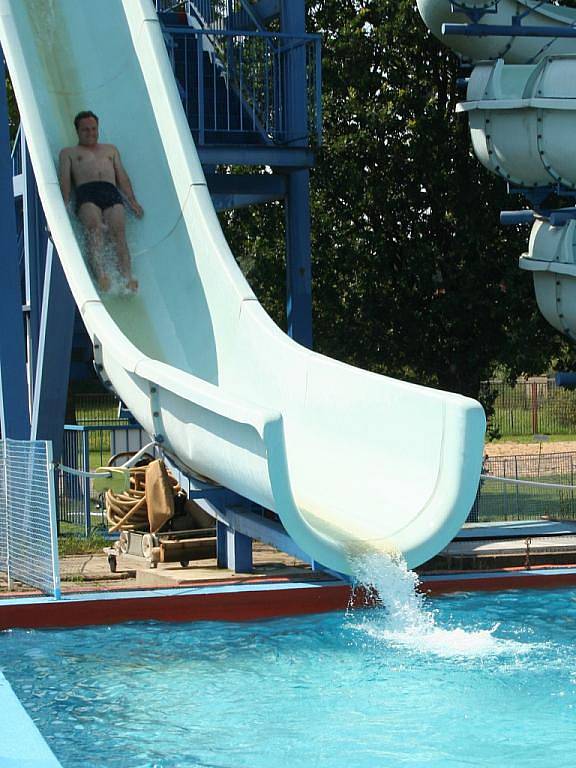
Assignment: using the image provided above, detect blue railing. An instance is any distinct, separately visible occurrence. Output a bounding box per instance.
[162,26,322,146]
[59,424,149,535]
[155,0,259,30]
[11,124,21,177]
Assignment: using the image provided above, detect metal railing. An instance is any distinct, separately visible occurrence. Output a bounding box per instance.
[483,379,576,436]
[190,0,262,31]
[10,124,22,176]
[73,392,127,426]
[162,26,322,146]
[59,424,149,536]
[0,439,60,596]
[471,451,576,522]
[155,0,187,13]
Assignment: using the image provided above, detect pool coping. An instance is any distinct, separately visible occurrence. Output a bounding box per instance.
[2,564,576,630]
[0,671,62,767]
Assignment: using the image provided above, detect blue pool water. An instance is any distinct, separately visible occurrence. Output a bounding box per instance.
[2,580,576,767]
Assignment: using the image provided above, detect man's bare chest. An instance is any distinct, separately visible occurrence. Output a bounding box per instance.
[71,149,114,178]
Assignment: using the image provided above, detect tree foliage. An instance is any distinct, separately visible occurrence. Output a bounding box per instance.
[223,0,575,404]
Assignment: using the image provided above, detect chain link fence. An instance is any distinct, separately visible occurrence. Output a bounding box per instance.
[472,451,576,522]
[0,439,60,596]
[483,379,576,437]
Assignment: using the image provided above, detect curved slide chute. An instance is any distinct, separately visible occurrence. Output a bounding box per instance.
[0,0,485,575]
[417,0,576,64]
[418,1,576,343]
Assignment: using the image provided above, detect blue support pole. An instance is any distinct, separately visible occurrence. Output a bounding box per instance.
[216,520,253,572]
[226,527,253,573]
[282,0,313,349]
[216,519,228,568]
[285,171,313,347]
[22,134,48,398]
[30,239,76,461]
[0,59,30,439]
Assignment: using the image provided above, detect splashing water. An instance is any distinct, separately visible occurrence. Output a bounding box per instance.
[349,552,531,659]
[71,216,137,296]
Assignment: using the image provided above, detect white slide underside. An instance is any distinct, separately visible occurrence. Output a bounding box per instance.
[417,0,576,63]
[0,0,485,575]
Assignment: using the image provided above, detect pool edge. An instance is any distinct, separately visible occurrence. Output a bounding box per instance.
[2,566,576,630]
[0,671,63,767]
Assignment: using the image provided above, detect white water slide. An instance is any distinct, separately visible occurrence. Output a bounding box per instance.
[0,0,485,575]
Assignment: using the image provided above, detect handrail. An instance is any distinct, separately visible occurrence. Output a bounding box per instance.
[162,26,322,146]
[162,25,321,42]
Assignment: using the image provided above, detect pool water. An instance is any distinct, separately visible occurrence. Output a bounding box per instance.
[2,585,576,767]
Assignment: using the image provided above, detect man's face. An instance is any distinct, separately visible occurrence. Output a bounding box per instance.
[76,117,99,147]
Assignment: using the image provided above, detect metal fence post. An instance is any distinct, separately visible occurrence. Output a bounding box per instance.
[514,455,520,519]
[1,439,12,591]
[45,441,61,599]
[82,427,91,536]
[531,381,539,435]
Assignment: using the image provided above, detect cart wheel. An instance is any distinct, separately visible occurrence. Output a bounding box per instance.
[179,560,190,568]
[142,533,154,559]
[119,531,129,554]
[107,554,117,573]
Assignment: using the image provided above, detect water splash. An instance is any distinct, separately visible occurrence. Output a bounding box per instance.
[70,216,138,296]
[349,552,530,659]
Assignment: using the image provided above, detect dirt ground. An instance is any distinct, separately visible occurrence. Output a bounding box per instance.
[484,440,576,457]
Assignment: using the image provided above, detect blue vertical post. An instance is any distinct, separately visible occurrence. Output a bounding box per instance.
[282,0,313,349]
[216,519,253,572]
[30,239,76,461]
[22,133,48,398]
[0,59,30,439]
[226,527,253,573]
[216,519,228,567]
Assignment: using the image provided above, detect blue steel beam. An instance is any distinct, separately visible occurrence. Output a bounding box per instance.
[30,240,76,461]
[207,172,286,209]
[281,0,313,349]
[21,135,48,401]
[0,61,29,439]
[206,173,286,197]
[212,193,284,211]
[443,22,576,37]
[198,145,314,168]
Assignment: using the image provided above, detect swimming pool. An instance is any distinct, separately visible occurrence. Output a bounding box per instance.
[2,583,576,768]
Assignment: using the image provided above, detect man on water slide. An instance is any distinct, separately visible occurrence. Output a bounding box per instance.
[58,110,143,292]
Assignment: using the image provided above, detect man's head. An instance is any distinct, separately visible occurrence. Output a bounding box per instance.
[74,110,99,147]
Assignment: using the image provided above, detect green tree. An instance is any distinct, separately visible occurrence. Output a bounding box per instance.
[228,2,576,407]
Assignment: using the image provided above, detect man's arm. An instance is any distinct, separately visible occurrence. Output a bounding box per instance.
[58,149,73,206]
[112,147,144,218]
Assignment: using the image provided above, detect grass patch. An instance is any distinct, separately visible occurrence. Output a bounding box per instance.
[58,532,110,556]
[487,434,576,445]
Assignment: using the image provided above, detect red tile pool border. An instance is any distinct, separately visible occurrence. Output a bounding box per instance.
[3,566,576,630]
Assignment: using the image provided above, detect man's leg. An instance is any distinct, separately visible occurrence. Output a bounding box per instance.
[104,203,138,291]
[78,203,109,290]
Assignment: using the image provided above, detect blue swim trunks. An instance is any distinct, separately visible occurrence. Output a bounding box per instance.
[75,181,123,214]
